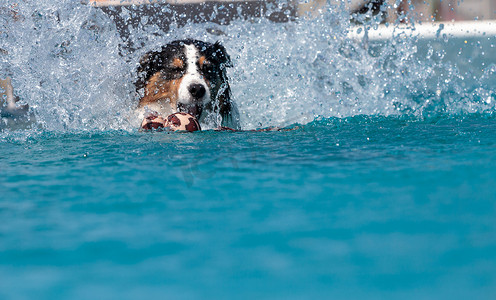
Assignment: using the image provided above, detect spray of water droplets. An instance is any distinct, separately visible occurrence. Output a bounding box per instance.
[0,0,494,134]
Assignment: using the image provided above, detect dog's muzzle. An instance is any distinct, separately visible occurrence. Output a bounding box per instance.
[177,83,207,119]
[178,102,203,120]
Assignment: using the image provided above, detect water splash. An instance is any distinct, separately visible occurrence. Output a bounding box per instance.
[1,0,495,132]
[1,0,134,131]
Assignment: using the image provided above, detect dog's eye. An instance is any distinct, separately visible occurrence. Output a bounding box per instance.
[169,65,184,72]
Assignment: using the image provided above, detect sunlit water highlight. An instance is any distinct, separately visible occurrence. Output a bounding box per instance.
[1,1,496,299]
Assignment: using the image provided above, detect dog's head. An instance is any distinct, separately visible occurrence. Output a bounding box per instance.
[136,39,232,120]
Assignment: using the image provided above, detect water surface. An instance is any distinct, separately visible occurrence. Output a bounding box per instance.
[1,116,496,299]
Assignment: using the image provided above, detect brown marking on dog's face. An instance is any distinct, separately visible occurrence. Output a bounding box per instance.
[171,57,184,69]
[139,72,183,109]
[198,56,207,68]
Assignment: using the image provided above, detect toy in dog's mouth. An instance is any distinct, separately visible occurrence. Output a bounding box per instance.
[141,112,201,132]
[177,102,203,121]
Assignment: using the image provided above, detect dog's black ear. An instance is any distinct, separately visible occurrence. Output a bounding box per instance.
[213,41,232,68]
[135,49,165,90]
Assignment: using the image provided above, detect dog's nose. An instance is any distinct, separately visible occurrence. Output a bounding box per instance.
[188,84,206,99]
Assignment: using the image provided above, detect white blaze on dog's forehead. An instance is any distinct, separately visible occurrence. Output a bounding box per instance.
[177,44,210,105]
[185,44,199,75]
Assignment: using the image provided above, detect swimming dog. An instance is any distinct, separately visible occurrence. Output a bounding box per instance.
[135,39,240,129]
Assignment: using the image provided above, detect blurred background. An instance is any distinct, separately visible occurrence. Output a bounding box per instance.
[90,0,496,22]
[339,0,496,23]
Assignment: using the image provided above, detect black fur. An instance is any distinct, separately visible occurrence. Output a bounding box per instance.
[136,39,239,128]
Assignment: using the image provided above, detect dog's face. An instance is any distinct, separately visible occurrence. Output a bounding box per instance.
[136,40,232,120]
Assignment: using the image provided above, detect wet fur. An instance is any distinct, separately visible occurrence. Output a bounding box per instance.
[136,39,239,128]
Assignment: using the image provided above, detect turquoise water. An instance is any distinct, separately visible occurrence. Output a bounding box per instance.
[2,1,496,299]
[1,116,496,299]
